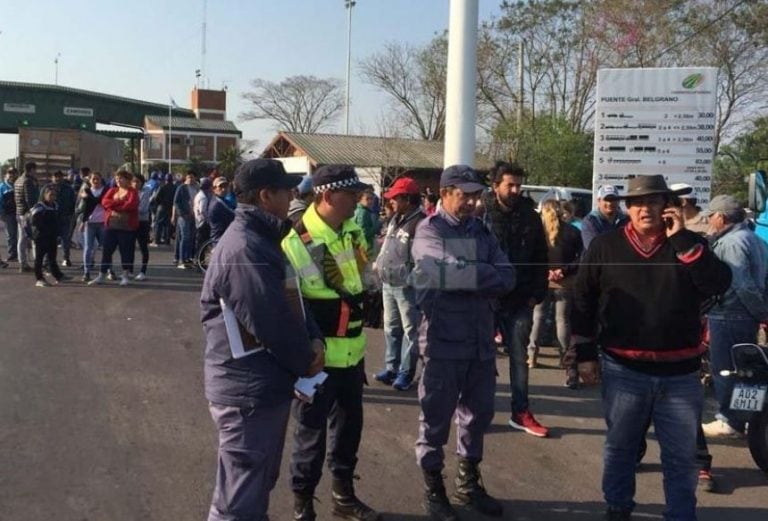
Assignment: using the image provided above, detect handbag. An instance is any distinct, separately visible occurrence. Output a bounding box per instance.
[108,211,132,230]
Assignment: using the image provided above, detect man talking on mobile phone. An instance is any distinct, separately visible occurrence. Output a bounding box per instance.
[570,175,731,521]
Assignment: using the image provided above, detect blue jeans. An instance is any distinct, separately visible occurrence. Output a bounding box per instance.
[708,316,758,432]
[601,354,702,520]
[2,213,17,259]
[176,216,194,263]
[382,284,420,375]
[83,222,105,276]
[497,305,533,415]
[529,287,572,355]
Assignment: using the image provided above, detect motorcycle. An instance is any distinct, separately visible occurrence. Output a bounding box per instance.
[722,342,768,473]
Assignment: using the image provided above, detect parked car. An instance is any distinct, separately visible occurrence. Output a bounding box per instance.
[521,185,593,211]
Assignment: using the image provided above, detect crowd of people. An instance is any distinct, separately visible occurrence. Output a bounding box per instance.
[199,158,768,521]
[0,162,237,286]
[3,158,766,521]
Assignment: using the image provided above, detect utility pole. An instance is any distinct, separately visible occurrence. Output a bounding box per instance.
[54,52,61,85]
[344,0,356,135]
[517,40,523,131]
[201,0,207,88]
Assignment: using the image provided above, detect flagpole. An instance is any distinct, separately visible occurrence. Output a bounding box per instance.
[168,100,173,172]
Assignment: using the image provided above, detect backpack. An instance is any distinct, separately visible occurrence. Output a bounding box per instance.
[1,189,15,216]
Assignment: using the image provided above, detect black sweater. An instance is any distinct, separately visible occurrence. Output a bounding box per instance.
[483,194,548,310]
[548,220,583,281]
[571,224,732,376]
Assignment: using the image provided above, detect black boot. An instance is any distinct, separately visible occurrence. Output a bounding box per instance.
[331,477,381,521]
[453,458,503,517]
[423,469,461,521]
[293,492,316,521]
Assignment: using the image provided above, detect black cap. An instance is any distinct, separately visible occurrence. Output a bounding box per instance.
[312,164,371,194]
[440,164,486,192]
[233,159,302,195]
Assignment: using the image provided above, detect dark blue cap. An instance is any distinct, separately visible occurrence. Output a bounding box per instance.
[440,164,486,192]
[164,173,174,182]
[200,177,212,190]
[233,159,301,195]
[312,164,371,194]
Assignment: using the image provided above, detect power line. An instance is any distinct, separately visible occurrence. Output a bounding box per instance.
[651,0,752,62]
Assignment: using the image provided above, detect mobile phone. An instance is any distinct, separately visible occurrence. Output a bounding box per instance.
[664,200,678,229]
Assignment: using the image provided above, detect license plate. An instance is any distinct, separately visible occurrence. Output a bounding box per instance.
[730,383,767,411]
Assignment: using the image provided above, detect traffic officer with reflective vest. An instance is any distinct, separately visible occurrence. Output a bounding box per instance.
[282,164,382,521]
[410,165,516,521]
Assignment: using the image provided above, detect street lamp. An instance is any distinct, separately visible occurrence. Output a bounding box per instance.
[344,0,356,135]
[54,52,61,85]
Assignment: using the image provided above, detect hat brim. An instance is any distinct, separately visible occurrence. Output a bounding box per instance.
[272,174,303,190]
[619,186,693,200]
[455,181,487,194]
[330,180,372,193]
[384,188,418,199]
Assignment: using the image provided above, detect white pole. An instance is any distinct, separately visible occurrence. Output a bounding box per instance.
[344,0,355,135]
[168,103,173,171]
[443,0,478,168]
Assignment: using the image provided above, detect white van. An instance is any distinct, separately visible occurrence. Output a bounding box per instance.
[521,185,593,211]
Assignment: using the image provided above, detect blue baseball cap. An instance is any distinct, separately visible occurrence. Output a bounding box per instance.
[440,164,485,193]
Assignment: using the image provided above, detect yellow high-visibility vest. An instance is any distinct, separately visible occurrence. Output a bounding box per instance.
[282,203,368,368]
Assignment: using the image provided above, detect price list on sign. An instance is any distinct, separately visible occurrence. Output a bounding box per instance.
[593,67,718,206]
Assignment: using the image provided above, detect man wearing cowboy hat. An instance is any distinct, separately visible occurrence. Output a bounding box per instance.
[570,174,731,521]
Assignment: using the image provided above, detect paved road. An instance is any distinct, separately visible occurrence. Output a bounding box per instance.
[0,239,766,520]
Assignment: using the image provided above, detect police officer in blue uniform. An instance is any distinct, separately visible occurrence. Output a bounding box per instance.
[410,165,516,520]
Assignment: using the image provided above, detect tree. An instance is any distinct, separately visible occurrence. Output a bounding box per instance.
[489,115,593,188]
[358,37,448,140]
[184,157,208,177]
[713,116,768,201]
[216,146,246,179]
[240,75,344,133]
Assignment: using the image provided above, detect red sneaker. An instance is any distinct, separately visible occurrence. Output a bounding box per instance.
[509,410,549,437]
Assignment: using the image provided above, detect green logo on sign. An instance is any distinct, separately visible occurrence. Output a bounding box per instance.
[682,74,704,89]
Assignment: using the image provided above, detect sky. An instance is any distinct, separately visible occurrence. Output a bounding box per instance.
[0,0,502,163]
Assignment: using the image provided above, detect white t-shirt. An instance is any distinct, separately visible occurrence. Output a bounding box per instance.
[89,186,106,224]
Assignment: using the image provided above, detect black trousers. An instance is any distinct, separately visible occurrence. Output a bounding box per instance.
[101,229,136,274]
[34,236,63,281]
[134,221,150,273]
[289,361,365,494]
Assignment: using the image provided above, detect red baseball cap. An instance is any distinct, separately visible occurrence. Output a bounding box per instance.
[384,177,420,199]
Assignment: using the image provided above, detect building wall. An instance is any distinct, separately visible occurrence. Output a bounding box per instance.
[191,88,226,120]
[19,127,122,178]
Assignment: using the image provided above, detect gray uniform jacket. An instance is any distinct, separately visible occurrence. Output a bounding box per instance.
[201,204,322,408]
[410,207,516,361]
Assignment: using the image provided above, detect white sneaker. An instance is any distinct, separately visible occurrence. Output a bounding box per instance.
[119,274,130,286]
[134,272,147,281]
[88,273,105,286]
[702,419,742,438]
[177,263,188,270]
[35,279,51,288]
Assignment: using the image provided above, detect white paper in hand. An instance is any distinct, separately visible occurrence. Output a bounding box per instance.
[220,298,265,359]
[295,371,328,403]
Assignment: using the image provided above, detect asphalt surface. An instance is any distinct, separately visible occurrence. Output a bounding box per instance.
[0,234,766,520]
